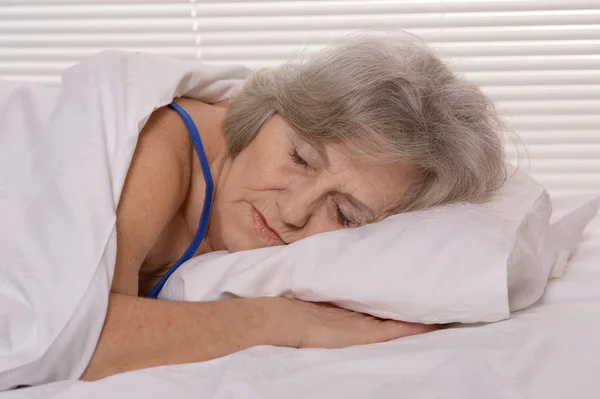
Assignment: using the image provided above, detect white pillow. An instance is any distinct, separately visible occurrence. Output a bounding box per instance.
[506,192,600,311]
[548,193,600,279]
[160,171,599,324]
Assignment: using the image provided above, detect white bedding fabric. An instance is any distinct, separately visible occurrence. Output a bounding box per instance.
[0,51,251,389]
[2,50,599,396]
[5,213,600,399]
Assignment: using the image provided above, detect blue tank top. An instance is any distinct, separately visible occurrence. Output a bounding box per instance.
[146,102,213,298]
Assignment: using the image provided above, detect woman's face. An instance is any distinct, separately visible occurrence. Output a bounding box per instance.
[209,114,420,252]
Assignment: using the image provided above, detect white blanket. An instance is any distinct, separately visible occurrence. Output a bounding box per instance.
[0,51,251,389]
[4,215,599,399]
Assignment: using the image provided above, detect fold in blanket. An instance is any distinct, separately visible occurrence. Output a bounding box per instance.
[0,51,251,389]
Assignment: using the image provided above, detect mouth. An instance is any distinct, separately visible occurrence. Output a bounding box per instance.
[251,206,284,244]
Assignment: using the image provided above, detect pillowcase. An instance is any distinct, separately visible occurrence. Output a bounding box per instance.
[548,193,600,279]
[506,192,600,311]
[159,170,599,324]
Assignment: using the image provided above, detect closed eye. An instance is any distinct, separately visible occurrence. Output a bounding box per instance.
[289,147,308,167]
[334,203,355,228]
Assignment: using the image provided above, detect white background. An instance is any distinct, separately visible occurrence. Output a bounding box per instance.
[1,0,599,196]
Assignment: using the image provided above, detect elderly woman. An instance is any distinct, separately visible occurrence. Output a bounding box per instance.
[82,37,505,380]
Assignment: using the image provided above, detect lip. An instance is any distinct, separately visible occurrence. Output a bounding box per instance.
[251,206,284,243]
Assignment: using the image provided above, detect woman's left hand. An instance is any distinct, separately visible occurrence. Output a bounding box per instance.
[274,298,440,349]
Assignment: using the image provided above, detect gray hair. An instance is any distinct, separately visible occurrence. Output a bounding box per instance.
[222,33,508,212]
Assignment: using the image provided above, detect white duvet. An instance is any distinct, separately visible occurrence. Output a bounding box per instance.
[0,51,251,389]
[4,217,600,398]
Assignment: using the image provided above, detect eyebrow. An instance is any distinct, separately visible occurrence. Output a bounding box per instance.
[315,143,330,168]
[295,135,330,168]
[337,192,376,222]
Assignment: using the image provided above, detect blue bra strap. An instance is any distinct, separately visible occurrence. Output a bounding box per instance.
[146,102,214,298]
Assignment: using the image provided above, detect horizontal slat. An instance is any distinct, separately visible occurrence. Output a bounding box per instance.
[2,0,598,7]
[483,85,600,100]
[0,75,60,84]
[507,115,600,129]
[527,174,600,189]
[0,4,192,19]
[0,19,195,33]
[3,41,599,61]
[3,26,600,49]
[4,56,599,75]
[186,12,600,31]
[433,41,600,57]
[514,130,600,144]
[2,1,599,19]
[3,55,599,78]
[196,41,600,59]
[7,62,600,88]
[0,61,74,74]
[3,36,600,57]
[201,1,600,15]
[200,56,600,72]
[449,56,600,72]
[0,0,187,4]
[1,11,599,33]
[196,26,600,44]
[0,33,199,48]
[507,144,600,159]
[0,47,198,61]
[496,100,600,115]
[520,160,600,174]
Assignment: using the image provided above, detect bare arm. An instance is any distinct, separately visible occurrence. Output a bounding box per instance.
[82,294,437,381]
[81,294,290,381]
[112,105,192,296]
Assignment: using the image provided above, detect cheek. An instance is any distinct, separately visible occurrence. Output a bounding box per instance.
[230,149,292,192]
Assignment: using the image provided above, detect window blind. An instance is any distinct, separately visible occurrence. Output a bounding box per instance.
[1,0,599,196]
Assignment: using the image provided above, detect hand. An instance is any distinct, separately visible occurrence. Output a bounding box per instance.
[277,298,439,349]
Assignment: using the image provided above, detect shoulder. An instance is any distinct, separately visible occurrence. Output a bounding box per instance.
[171,97,228,131]
[141,104,192,163]
[170,98,229,171]
[138,98,227,175]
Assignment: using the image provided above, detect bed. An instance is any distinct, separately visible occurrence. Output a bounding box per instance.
[2,2,600,397]
[4,210,598,399]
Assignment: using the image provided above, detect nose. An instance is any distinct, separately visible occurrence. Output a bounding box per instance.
[278,182,321,229]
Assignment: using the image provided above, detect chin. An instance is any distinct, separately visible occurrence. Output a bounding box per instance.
[222,225,283,252]
[224,235,262,253]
